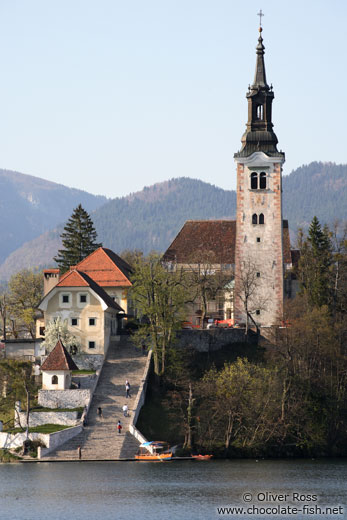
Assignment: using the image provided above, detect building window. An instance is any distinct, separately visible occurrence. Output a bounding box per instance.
[256,310,261,315]
[257,105,263,120]
[251,172,258,190]
[89,318,96,326]
[80,294,87,303]
[52,375,58,385]
[71,318,78,326]
[259,213,265,225]
[257,237,261,243]
[62,294,69,303]
[252,213,258,225]
[257,272,260,278]
[88,341,96,349]
[260,172,267,189]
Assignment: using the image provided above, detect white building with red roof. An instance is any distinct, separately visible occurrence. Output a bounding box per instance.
[39,264,126,357]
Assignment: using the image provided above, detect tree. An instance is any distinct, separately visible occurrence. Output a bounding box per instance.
[54,204,102,273]
[131,254,187,380]
[41,318,81,355]
[185,253,232,328]
[201,358,281,451]
[234,257,269,335]
[0,360,37,433]
[7,269,43,338]
[297,216,332,308]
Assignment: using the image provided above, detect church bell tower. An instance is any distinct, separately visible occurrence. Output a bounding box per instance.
[234,18,285,328]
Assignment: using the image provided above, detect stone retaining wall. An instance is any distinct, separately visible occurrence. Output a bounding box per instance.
[15,410,80,428]
[38,389,91,409]
[38,425,83,458]
[129,350,153,453]
[73,354,104,371]
[0,431,50,449]
[177,328,255,352]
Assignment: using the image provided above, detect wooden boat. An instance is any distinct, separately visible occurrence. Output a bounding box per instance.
[191,454,213,460]
[135,441,173,461]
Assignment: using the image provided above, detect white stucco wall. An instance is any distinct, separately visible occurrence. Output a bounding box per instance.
[42,370,71,390]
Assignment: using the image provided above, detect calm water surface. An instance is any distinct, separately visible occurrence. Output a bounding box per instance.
[0,459,346,520]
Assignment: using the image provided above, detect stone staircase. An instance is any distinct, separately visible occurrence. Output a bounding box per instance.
[44,337,148,460]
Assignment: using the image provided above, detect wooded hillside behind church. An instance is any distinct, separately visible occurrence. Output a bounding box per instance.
[0,161,346,280]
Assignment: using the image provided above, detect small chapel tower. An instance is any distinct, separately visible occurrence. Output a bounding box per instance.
[234,19,285,328]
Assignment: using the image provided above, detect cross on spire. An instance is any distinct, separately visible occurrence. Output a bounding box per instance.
[257,9,264,27]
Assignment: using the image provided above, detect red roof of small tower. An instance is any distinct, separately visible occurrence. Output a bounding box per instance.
[41,339,78,371]
[73,247,132,287]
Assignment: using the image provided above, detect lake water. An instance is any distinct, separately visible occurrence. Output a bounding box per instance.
[0,459,346,520]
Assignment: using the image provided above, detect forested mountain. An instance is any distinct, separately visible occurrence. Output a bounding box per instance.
[282,162,347,228]
[0,162,345,280]
[0,169,107,264]
[94,178,236,253]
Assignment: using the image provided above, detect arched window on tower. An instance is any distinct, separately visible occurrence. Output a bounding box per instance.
[251,172,258,190]
[257,105,263,120]
[252,214,258,225]
[52,375,58,385]
[259,213,265,225]
[260,172,267,189]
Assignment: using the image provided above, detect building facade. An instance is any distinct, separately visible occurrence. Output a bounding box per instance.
[234,26,285,327]
[163,25,293,329]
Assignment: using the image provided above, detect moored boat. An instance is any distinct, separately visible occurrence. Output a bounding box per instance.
[135,441,173,461]
[191,454,213,460]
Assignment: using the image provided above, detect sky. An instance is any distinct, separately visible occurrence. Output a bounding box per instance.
[0,0,346,198]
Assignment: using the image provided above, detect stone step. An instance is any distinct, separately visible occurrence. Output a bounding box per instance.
[44,338,148,461]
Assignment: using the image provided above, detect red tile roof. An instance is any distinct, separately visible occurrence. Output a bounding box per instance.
[163,219,292,265]
[73,247,132,287]
[56,269,124,312]
[41,340,78,371]
[57,270,89,287]
[163,220,236,264]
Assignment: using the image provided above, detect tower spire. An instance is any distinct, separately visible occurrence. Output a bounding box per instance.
[253,26,268,89]
[234,17,284,159]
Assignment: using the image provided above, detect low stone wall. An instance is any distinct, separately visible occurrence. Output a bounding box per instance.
[73,354,104,371]
[38,389,91,409]
[129,350,153,453]
[177,328,254,352]
[15,410,80,428]
[0,431,50,449]
[38,425,83,458]
[72,373,97,389]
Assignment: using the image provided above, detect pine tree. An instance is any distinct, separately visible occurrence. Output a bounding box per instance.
[298,216,332,307]
[54,204,102,273]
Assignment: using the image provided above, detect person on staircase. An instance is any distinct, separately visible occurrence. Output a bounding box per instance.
[122,404,129,417]
[125,380,131,398]
[117,420,122,435]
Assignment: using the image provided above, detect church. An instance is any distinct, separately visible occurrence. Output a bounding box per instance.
[163,23,297,329]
